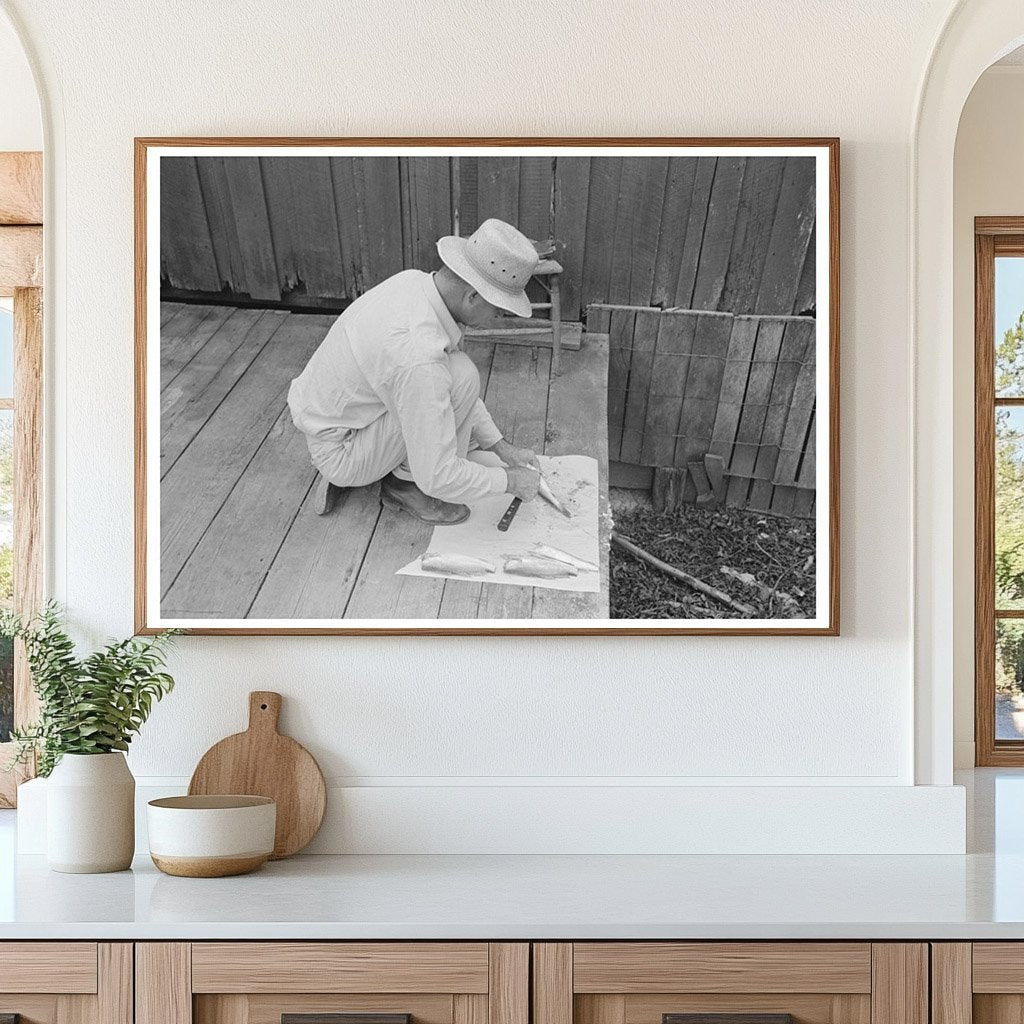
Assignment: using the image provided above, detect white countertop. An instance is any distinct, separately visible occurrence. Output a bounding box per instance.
[2,769,1023,941]
[1,848,1023,940]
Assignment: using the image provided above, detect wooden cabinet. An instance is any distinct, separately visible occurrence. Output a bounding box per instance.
[0,943,132,1024]
[532,944,928,1024]
[932,943,1024,1024]
[136,944,528,1024]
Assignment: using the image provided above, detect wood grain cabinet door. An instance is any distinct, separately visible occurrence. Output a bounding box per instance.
[0,943,132,1024]
[938,943,1024,1024]
[533,944,928,1024]
[136,943,528,1024]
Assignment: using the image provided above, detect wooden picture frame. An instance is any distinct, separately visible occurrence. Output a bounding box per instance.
[135,137,839,636]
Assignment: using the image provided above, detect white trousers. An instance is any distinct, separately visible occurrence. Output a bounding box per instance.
[304,350,484,488]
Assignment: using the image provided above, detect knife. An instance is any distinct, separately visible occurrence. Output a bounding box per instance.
[497,497,522,532]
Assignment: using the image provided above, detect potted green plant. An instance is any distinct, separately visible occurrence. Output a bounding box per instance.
[2,602,179,873]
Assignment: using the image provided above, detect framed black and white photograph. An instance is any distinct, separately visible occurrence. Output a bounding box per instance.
[135,138,839,635]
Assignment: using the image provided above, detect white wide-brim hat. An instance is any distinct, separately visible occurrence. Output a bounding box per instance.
[437,218,539,318]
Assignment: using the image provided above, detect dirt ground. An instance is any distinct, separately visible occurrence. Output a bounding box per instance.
[610,497,816,620]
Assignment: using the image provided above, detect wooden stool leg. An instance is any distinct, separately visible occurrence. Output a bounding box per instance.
[550,273,562,376]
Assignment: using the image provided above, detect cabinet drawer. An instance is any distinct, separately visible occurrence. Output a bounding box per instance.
[533,944,926,1024]
[572,944,872,994]
[0,943,130,1024]
[139,943,528,1024]
[0,942,99,994]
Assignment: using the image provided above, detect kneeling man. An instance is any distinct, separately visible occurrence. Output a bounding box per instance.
[287,218,543,524]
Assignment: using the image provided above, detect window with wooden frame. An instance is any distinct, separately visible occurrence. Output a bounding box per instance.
[0,151,43,806]
[976,217,1024,765]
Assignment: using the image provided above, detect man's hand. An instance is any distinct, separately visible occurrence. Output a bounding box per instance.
[489,438,541,472]
[505,466,541,501]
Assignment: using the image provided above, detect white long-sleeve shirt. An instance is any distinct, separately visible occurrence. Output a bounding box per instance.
[287,270,508,503]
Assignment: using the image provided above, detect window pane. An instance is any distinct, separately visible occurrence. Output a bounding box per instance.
[996,256,1024,397]
[0,409,11,742]
[997,620,1024,740]
[997,407,1024,610]
[0,306,12,399]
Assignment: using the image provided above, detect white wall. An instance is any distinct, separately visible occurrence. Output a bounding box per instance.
[0,10,39,151]
[1,0,973,852]
[952,65,1024,767]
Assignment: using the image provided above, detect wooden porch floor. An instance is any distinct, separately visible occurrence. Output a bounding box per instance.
[158,302,609,621]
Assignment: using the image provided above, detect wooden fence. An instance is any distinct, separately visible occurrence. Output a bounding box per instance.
[160,154,816,322]
[592,305,817,516]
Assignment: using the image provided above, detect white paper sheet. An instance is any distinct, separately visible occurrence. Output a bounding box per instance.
[396,453,601,593]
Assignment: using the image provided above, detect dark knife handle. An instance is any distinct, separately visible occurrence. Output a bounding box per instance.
[283,1016,411,1024]
[1,1015,21,1024]
[497,497,522,531]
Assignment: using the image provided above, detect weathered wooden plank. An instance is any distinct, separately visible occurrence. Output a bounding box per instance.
[456,155,480,236]
[674,313,732,471]
[261,156,346,298]
[747,317,813,508]
[356,156,405,287]
[533,332,610,619]
[221,157,281,301]
[0,152,42,225]
[792,488,815,518]
[793,232,817,315]
[581,157,622,308]
[342,504,442,619]
[720,156,787,314]
[725,319,785,506]
[159,314,333,588]
[161,302,186,328]
[477,157,519,228]
[629,157,670,306]
[606,309,636,459]
[672,157,716,308]
[162,407,318,618]
[406,157,453,272]
[159,304,237,388]
[553,156,590,321]
[471,343,552,619]
[160,157,221,293]
[619,310,660,464]
[518,156,553,241]
[640,313,697,467]
[436,340,497,618]
[161,308,288,475]
[195,157,247,295]
[606,158,649,305]
[691,155,747,311]
[651,157,698,308]
[251,483,383,619]
[773,338,817,485]
[330,156,368,299]
[755,156,816,314]
[797,409,817,488]
[708,317,759,472]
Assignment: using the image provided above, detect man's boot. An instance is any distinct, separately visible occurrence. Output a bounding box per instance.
[313,473,344,516]
[379,473,470,525]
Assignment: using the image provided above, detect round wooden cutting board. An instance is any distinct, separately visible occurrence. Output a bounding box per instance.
[188,691,327,859]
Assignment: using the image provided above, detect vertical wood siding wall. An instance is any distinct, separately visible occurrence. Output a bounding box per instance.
[160,155,817,509]
[160,155,816,320]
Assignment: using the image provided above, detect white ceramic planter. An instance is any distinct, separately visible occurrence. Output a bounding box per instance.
[46,752,135,873]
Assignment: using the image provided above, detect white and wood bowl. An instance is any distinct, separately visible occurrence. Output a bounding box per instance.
[147,795,276,877]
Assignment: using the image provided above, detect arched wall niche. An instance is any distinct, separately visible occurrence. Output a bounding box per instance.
[913,0,1024,785]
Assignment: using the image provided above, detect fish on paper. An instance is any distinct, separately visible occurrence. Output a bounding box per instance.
[420,552,496,577]
[529,544,598,572]
[503,555,578,579]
